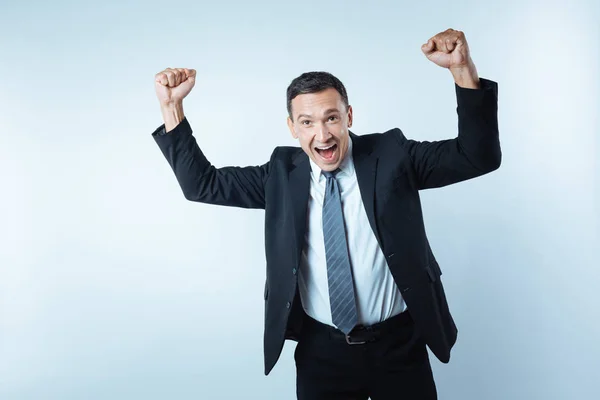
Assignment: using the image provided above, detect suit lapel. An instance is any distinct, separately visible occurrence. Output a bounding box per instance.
[350,132,382,247]
[288,151,310,268]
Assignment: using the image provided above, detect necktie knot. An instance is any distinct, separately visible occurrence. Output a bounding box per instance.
[322,168,341,179]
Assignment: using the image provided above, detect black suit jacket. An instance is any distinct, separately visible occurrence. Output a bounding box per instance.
[152,78,501,375]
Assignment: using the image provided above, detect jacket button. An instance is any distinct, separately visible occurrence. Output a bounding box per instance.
[286,302,291,309]
[292,268,297,275]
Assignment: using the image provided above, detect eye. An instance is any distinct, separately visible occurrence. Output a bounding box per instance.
[328,115,339,122]
[301,120,311,126]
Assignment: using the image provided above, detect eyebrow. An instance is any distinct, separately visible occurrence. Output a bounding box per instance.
[296,108,341,120]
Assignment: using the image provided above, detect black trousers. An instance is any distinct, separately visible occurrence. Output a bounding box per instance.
[294,310,437,400]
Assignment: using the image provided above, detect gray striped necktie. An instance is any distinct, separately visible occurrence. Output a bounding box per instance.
[322,169,358,335]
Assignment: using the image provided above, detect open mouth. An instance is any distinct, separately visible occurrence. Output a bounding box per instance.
[315,143,338,162]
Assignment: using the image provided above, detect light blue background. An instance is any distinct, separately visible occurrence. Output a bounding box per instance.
[1,0,598,399]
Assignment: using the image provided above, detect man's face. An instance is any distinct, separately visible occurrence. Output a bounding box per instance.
[287,88,353,172]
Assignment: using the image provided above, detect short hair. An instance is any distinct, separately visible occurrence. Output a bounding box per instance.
[286,71,349,120]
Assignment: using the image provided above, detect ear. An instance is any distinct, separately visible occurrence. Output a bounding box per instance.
[347,105,353,128]
[287,116,298,139]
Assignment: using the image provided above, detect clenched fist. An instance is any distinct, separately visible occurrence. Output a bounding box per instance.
[155,68,196,106]
[421,29,472,69]
[422,29,479,89]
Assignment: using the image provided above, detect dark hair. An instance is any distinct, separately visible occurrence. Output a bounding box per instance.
[286,71,349,120]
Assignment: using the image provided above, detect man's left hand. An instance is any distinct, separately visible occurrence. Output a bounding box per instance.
[422,29,480,89]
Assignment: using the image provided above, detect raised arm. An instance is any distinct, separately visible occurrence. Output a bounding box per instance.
[152,68,270,209]
[401,29,501,190]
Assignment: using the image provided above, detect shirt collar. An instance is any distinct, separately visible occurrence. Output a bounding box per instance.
[309,137,355,181]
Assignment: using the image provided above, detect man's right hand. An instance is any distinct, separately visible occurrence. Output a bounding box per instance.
[155,68,196,106]
[154,68,196,132]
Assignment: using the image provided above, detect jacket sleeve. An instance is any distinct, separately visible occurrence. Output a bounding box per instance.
[152,117,272,209]
[396,78,502,190]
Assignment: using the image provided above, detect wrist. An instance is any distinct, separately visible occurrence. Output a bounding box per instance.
[160,102,185,132]
[450,60,480,89]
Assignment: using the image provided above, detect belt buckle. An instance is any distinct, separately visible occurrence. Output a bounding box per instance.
[345,334,367,345]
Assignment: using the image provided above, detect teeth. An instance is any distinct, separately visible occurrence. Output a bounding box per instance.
[316,144,335,150]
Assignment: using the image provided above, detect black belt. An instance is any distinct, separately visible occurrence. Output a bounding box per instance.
[303,310,414,345]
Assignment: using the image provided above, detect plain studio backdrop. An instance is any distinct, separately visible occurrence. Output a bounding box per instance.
[1,0,598,399]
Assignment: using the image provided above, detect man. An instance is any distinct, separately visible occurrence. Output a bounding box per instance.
[151,28,501,399]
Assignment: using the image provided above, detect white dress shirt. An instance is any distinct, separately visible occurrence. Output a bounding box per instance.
[298,137,407,327]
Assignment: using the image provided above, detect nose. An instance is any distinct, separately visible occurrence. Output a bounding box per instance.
[315,124,332,143]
